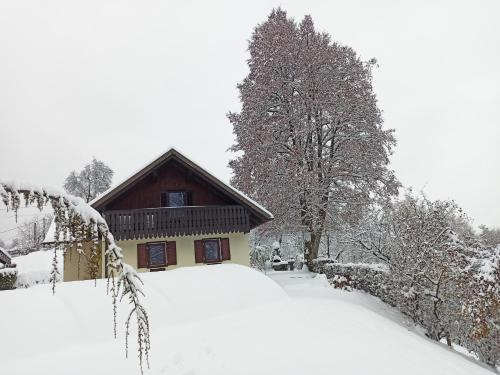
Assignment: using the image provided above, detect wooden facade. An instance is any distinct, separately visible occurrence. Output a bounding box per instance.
[91,149,273,240]
[105,160,234,210]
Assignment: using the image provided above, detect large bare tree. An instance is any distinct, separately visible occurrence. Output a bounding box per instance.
[229,9,399,265]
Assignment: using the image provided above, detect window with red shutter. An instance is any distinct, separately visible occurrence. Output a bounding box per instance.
[137,244,149,268]
[166,241,177,265]
[220,238,231,261]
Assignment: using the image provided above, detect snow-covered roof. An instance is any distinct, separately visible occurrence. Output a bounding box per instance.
[0,246,12,265]
[90,147,274,221]
[42,220,58,244]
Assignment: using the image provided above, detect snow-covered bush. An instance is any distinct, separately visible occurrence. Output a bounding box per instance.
[249,245,267,272]
[272,254,288,271]
[330,275,352,290]
[312,259,390,296]
[330,193,500,369]
[0,267,18,290]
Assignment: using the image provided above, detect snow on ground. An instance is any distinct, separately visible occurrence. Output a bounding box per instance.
[10,249,63,288]
[0,265,494,375]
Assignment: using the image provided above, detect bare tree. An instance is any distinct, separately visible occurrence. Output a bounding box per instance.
[15,213,52,253]
[64,157,113,203]
[229,9,399,266]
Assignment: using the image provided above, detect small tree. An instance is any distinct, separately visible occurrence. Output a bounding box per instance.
[15,213,52,253]
[64,157,114,203]
[249,245,268,272]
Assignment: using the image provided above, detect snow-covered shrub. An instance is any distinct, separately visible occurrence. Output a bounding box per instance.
[288,252,304,270]
[333,193,500,369]
[250,246,267,272]
[312,259,390,296]
[0,267,18,290]
[330,274,353,290]
[272,254,288,271]
[272,241,280,252]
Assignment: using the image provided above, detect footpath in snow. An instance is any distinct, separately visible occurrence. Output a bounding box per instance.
[0,265,494,375]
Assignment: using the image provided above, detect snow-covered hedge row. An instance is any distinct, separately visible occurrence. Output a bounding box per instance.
[0,267,18,290]
[311,255,499,369]
[312,259,391,297]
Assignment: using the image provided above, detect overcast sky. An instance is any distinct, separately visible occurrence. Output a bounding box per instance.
[1,0,499,243]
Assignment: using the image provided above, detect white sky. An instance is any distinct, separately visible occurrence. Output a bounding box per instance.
[1,0,499,243]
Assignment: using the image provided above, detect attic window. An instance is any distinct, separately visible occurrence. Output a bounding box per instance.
[161,191,190,207]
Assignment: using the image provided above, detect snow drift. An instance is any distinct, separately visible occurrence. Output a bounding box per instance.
[0,265,493,375]
[11,249,63,288]
[0,264,286,361]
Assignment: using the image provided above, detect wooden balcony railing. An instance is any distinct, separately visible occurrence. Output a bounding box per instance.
[103,205,250,241]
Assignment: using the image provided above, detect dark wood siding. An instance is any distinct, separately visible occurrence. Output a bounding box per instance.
[106,160,235,210]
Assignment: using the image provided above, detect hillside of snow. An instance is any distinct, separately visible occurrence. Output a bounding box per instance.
[0,265,493,375]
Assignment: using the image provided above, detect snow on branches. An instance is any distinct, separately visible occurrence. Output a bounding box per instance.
[0,180,150,372]
[346,192,499,367]
[229,8,399,265]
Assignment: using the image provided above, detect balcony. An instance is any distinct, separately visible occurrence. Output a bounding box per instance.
[103,205,250,241]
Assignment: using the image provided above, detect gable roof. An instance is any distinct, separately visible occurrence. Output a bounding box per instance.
[90,148,273,224]
[0,247,12,266]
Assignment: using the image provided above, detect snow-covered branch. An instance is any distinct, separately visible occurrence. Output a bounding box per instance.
[0,180,150,372]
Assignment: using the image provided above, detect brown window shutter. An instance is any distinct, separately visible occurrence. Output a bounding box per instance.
[221,238,231,261]
[194,240,204,263]
[137,243,149,268]
[166,241,177,265]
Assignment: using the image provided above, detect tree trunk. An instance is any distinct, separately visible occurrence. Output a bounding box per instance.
[446,336,452,347]
[304,230,322,268]
[326,232,330,259]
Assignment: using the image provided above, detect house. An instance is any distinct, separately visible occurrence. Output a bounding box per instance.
[0,247,13,268]
[50,148,273,282]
